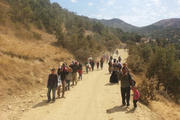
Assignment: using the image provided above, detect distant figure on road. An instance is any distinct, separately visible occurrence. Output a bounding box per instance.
[108,60,113,73]
[47,68,58,102]
[116,50,119,55]
[100,57,104,69]
[85,61,89,74]
[90,60,95,71]
[78,63,83,80]
[118,56,122,62]
[96,61,100,69]
[110,56,113,61]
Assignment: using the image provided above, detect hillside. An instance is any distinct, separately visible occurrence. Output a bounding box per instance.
[152,18,180,28]
[4,0,128,62]
[0,24,74,100]
[0,0,75,102]
[100,17,180,43]
[139,18,180,42]
[99,18,138,32]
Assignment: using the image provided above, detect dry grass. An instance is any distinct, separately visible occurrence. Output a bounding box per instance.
[0,1,73,101]
[85,30,94,36]
[0,17,74,102]
[149,96,180,120]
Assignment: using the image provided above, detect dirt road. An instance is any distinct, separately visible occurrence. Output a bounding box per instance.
[20,49,162,120]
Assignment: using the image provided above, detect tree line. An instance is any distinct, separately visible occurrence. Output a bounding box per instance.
[127,39,180,103]
[5,0,141,62]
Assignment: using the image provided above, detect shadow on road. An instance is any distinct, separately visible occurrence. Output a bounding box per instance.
[105,83,118,86]
[126,108,136,114]
[106,105,127,114]
[32,100,48,108]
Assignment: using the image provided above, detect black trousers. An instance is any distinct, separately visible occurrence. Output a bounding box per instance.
[133,100,138,108]
[121,87,130,106]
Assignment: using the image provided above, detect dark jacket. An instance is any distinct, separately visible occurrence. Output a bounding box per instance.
[60,67,68,81]
[119,73,131,88]
[47,74,58,88]
[70,64,79,73]
[90,61,95,67]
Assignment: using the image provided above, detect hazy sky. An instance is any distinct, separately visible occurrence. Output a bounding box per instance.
[50,0,180,27]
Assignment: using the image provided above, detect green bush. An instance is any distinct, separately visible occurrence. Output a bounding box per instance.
[127,54,144,73]
[128,42,180,102]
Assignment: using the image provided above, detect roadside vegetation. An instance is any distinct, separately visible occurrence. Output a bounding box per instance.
[5,0,142,62]
[127,39,180,104]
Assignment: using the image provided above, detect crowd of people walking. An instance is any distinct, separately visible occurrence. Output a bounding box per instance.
[47,61,84,102]
[47,56,105,103]
[47,52,140,109]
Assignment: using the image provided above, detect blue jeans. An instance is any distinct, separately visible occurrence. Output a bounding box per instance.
[47,87,56,101]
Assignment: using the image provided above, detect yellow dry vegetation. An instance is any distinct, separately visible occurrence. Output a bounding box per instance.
[0,24,74,102]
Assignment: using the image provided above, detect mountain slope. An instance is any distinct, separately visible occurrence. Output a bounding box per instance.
[6,0,127,62]
[139,18,180,41]
[100,18,180,42]
[100,18,138,32]
[152,18,180,28]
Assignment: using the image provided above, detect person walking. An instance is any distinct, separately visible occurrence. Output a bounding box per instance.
[91,60,95,71]
[47,68,58,102]
[119,67,132,106]
[100,57,104,69]
[96,61,100,70]
[108,60,113,74]
[85,61,89,74]
[70,61,78,85]
[57,65,62,98]
[60,63,68,98]
[118,56,122,62]
[78,63,83,80]
[131,86,140,108]
[65,67,72,91]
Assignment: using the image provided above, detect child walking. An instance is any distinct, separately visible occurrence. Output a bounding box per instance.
[131,86,140,108]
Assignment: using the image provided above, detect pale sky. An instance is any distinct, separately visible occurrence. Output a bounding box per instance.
[50,0,180,27]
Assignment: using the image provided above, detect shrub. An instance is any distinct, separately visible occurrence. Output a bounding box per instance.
[127,54,144,73]
[137,79,157,105]
[33,32,41,40]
